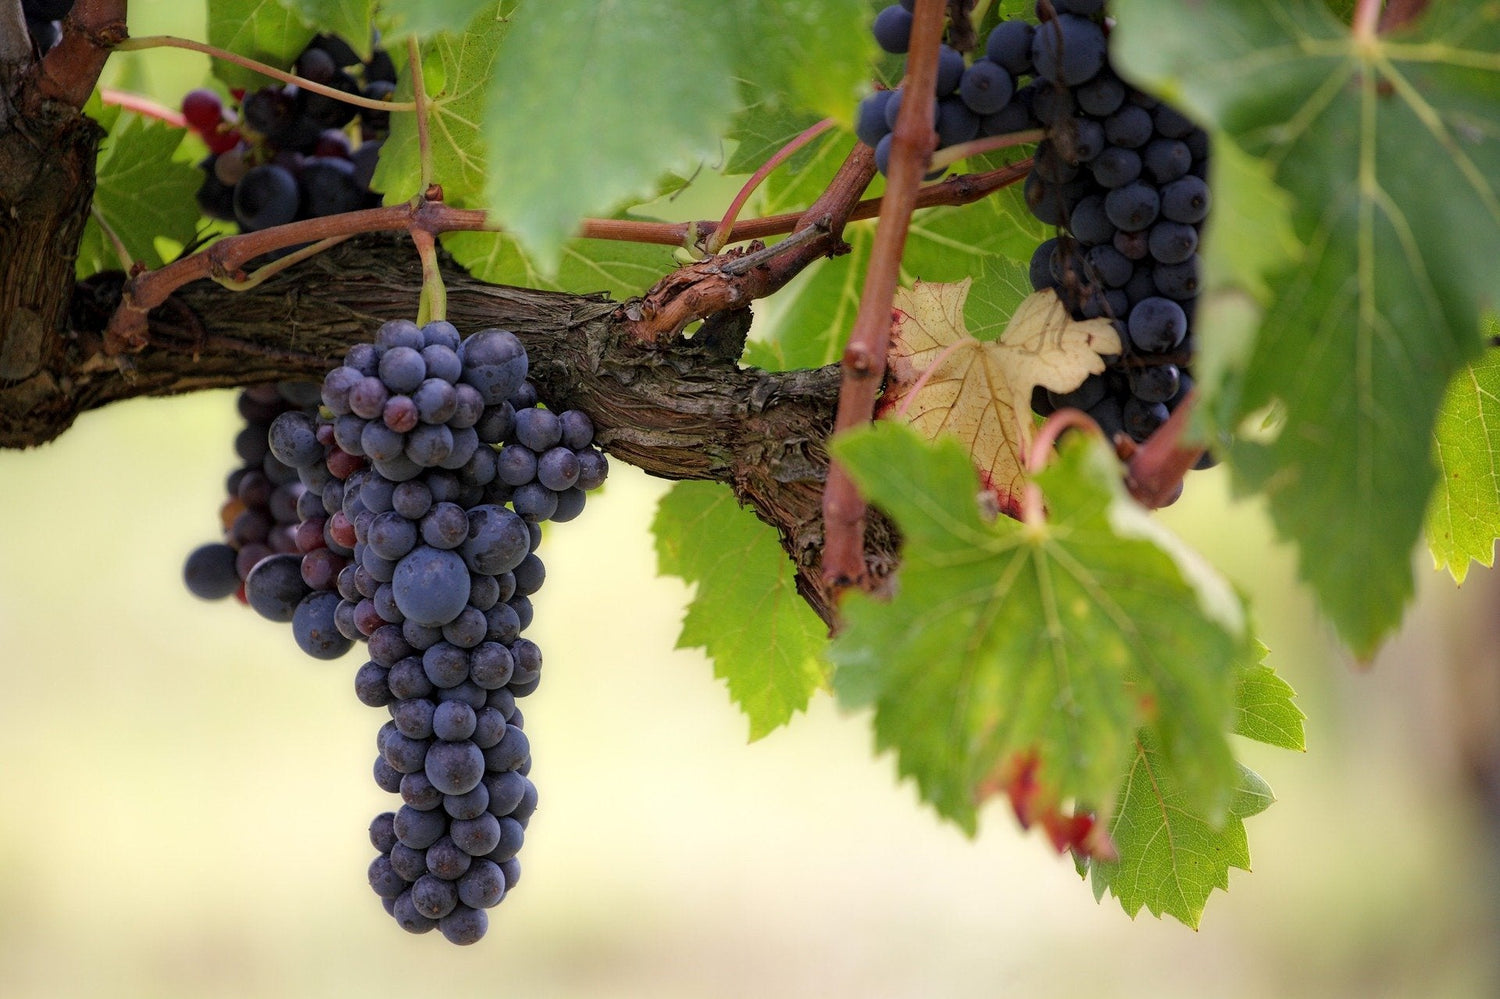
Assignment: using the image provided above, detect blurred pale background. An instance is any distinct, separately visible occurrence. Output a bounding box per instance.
[1,387,1497,999]
[3,6,1498,995]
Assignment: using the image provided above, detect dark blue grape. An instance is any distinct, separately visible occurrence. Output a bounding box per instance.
[1130,363,1182,404]
[391,480,433,520]
[460,504,529,575]
[392,545,471,627]
[1127,297,1188,352]
[874,133,894,176]
[267,411,323,469]
[423,642,470,689]
[420,502,470,549]
[535,447,580,491]
[421,320,461,350]
[1104,104,1153,148]
[872,4,913,54]
[1152,256,1201,300]
[470,643,514,690]
[1086,244,1133,288]
[476,404,515,445]
[459,330,528,405]
[433,701,477,742]
[856,91,895,148]
[184,543,240,600]
[451,813,502,857]
[1143,138,1191,184]
[1148,221,1198,265]
[1104,181,1160,231]
[406,423,454,467]
[1029,238,1059,291]
[986,20,1035,74]
[377,319,424,351]
[426,739,485,795]
[400,771,443,811]
[442,606,488,649]
[368,855,407,899]
[935,97,980,147]
[234,165,299,231]
[438,427,479,471]
[438,906,487,945]
[457,860,506,909]
[392,890,437,934]
[245,553,310,622]
[482,725,530,774]
[368,510,418,561]
[1160,175,1210,224]
[412,378,458,425]
[1046,373,1107,412]
[1153,104,1196,139]
[1031,14,1106,86]
[1068,195,1115,244]
[931,45,966,97]
[300,157,365,217]
[513,408,562,452]
[392,698,437,740]
[394,804,447,850]
[1090,146,1141,189]
[483,817,524,862]
[445,784,490,821]
[293,591,354,658]
[512,483,558,522]
[379,346,426,394]
[412,874,459,919]
[449,384,486,429]
[1077,72,1126,116]
[550,487,587,523]
[1123,396,1170,441]
[426,835,473,880]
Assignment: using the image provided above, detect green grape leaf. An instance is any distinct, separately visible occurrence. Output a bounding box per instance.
[1111,0,1500,656]
[653,482,829,740]
[443,230,673,300]
[1426,343,1500,583]
[278,0,373,57]
[725,0,874,121]
[375,0,495,42]
[829,423,1245,833]
[1233,649,1307,752]
[1086,733,1257,929]
[482,0,738,271]
[371,4,506,206]
[78,117,201,277]
[208,0,317,90]
[725,103,828,178]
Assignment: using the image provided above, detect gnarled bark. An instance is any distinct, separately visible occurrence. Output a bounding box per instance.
[4,236,896,625]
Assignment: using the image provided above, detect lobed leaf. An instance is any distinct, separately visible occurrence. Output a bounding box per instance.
[209,0,318,90]
[829,424,1244,833]
[653,482,829,740]
[371,4,507,206]
[78,117,201,277]
[1112,0,1500,656]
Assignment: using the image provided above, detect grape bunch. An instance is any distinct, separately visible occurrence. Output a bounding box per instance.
[20,0,74,55]
[182,34,395,233]
[856,1,1041,176]
[1015,2,1211,453]
[182,382,323,604]
[256,319,609,944]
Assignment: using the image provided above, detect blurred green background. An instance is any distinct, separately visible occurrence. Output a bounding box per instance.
[4,5,1499,996]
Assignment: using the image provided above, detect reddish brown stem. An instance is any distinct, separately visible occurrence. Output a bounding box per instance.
[100,89,186,127]
[30,0,126,110]
[706,117,837,254]
[820,0,947,594]
[1122,389,1204,509]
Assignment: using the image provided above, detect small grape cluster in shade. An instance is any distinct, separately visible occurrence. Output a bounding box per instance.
[856,1,1044,176]
[182,382,323,604]
[1015,2,1211,454]
[182,33,395,234]
[246,318,609,944]
[19,0,73,53]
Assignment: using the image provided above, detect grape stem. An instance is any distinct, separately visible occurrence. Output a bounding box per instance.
[29,0,127,111]
[928,128,1044,170]
[99,88,186,127]
[113,36,419,114]
[214,235,353,292]
[1121,388,1204,510]
[408,37,435,199]
[821,0,947,596]
[107,153,1029,353]
[704,117,837,255]
[1023,408,1104,527]
[412,228,447,324]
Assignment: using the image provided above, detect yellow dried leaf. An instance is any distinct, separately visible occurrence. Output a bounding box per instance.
[878,280,1120,515]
